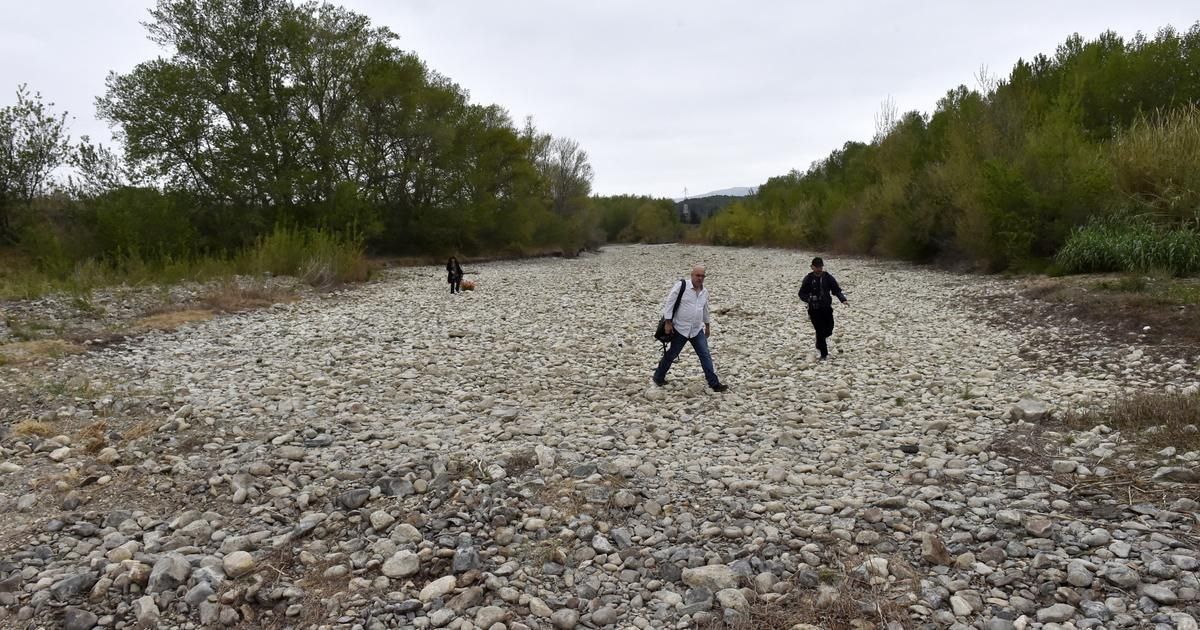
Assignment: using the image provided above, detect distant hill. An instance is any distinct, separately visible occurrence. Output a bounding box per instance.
[673,186,754,202]
[675,194,745,224]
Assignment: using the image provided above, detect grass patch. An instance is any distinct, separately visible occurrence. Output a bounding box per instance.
[122,420,158,442]
[135,309,215,331]
[243,226,368,287]
[12,420,54,438]
[0,340,85,363]
[77,420,108,453]
[1065,391,1200,452]
[4,316,61,341]
[728,568,910,629]
[201,281,298,312]
[1017,274,1200,348]
[1056,218,1200,277]
[0,226,368,299]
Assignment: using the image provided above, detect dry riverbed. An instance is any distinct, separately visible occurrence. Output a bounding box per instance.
[1,244,1198,630]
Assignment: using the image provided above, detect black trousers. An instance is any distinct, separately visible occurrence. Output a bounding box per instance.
[449,279,461,293]
[808,306,834,357]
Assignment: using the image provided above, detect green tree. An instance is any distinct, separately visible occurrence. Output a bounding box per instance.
[97,0,396,231]
[0,85,71,242]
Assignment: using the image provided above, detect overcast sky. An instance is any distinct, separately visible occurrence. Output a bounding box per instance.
[2,1,1196,198]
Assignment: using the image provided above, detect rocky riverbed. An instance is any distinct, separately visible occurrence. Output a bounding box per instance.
[1,244,1199,630]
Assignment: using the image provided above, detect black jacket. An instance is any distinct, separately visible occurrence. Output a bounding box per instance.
[798,272,846,310]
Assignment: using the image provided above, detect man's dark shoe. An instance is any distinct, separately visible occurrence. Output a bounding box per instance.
[653,377,668,387]
[711,383,728,392]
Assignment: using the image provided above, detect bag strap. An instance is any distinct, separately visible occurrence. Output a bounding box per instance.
[668,279,686,318]
[660,279,687,355]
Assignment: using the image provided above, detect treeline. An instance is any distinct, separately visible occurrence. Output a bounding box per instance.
[0,0,678,291]
[701,25,1200,275]
[677,195,741,225]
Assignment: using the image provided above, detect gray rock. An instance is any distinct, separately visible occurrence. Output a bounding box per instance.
[377,477,414,497]
[133,595,159,627]
[1142,584,1179,605]
[1012,398,1051,421]
[1066,560,1094,587]
[475,606,508,627]
[63,607,99,630]
[682,565,738,591]
[592,606,619,626]
[1152,467,1200,483]
[591,535,615,554]
[51,573,97,602]
[382,551,420,578]
[420,575,456,601]
[339,488,371,509]
[551,608,579,629]
[222,550,255,578]
[148,553,191,593]
[185,582,215,606]
[983,618,1015,630]
[1037,603,1076,623]
[1104,563,1141,589]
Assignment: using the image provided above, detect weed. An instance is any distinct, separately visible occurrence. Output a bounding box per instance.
[70,293,105,317]
[1065,391,1200,452]
[78,420,108,453]
[135,309,215,331]
[0,340,84,364]
[201,281,297,312]
[13,420,53,437]
[122,420,158,442]
[1097,275,1148,293]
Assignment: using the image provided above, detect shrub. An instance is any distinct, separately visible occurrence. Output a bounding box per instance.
[1056,218,1200,276]
[242,225,368,286]
[1109,104,1200,224]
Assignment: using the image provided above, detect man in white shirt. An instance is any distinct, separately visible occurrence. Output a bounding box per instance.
[653,265,728,392]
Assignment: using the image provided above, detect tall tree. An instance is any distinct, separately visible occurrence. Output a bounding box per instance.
[0,86,71,242]
[97,0,396,228]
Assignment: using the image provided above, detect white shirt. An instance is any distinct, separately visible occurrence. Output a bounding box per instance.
[661,278,710,339]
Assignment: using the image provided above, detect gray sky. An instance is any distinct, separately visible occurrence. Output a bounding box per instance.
[2,1,1196,198]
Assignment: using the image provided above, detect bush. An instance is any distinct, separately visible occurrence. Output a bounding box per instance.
[1066,391,1200,452]
[89,187,196,260]
[1055,218,1200,276]
[1110,104,1200,224]
[242,225,368,286]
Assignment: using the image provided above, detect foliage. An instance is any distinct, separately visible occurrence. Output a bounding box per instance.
[1055,217,1200,276]
[1,0,605,291]
[1109,104,1200,224]
[592,195,681,243]
[698,23,1200,274]
[243,225,367,285]
[0,225,367,298]
[0,86,71,242]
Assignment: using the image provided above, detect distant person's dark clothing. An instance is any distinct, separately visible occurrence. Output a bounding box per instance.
[446,259,464,294]
[798,270,847,358]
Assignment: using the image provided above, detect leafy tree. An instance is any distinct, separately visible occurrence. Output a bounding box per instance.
[98,0,396,229]
[0,86,71,242]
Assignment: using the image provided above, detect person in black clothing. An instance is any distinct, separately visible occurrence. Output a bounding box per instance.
[797,257,848,359]
[446,257,464,294]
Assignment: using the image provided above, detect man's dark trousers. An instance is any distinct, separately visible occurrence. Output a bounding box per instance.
[808,306,834,357]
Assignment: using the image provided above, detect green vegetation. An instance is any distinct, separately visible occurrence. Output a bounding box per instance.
[0,0,674,297]
[1056,218,1200,276]
[700,26,1200,274]
[0,225,365,298]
